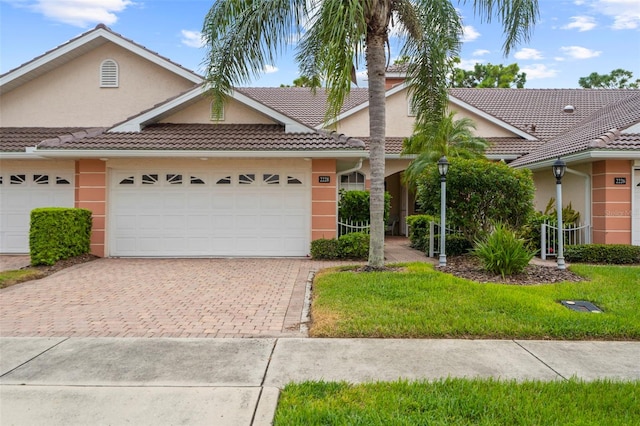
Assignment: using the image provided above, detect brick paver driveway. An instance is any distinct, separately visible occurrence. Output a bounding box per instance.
[0,238,429,338]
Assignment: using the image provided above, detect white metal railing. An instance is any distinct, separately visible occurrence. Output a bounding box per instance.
[541,221,591,260]
[338,219,370,236]
[428,221,462,258]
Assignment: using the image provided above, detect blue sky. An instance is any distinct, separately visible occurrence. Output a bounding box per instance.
[1,0,639,88]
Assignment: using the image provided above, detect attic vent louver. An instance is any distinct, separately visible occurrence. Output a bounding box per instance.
[100,59,119,88]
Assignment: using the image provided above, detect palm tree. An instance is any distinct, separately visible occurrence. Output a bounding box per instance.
[202,0,538,268]
[402,111,489,186]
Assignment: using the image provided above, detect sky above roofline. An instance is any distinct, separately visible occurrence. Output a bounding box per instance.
[1,0,639,89]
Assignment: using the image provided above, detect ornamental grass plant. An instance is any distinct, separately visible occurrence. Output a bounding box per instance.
[473,222,535,278]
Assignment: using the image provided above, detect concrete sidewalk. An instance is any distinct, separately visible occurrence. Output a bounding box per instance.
[1,338,638,425]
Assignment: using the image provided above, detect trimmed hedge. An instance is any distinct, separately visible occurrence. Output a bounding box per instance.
[310,232,370,260]
[30,208,93,266]
[565,244,640,265]
[406,214,436,252]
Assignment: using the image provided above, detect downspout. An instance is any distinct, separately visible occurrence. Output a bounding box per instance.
[336,158,364,232]
[566,167,591,243]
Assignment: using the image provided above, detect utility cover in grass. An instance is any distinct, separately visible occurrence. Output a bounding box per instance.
[561,300,603,313]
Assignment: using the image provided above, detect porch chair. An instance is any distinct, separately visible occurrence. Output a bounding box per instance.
[385,215,399,236]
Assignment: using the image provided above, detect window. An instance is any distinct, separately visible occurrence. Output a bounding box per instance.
[33,174,49,185]
[216,176,231,185]
[100,59,119,88]
[119,176,135,185]
[190,176,205,185]
[287,176,302,185]
[142,174,159,185]
[10,174,26,185]
[166,174,183,185]
[239,174,255,185]
[339,171,365,191]
[263,174,280,185]
[56,177,71,184]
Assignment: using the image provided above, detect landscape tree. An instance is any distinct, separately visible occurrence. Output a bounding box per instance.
[416,158,535,243]
[280,75,321,87]
[451,61,527,88]
[402,111,489,186]
[202,0,539,268]
[578,68,640,89]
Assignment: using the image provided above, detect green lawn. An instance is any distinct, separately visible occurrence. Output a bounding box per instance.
[0,269,43,289]
[274,379,640,425]
[310,263,640,339]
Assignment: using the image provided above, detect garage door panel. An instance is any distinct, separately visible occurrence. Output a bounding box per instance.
[0,169,75,253]
[110,169,310,257]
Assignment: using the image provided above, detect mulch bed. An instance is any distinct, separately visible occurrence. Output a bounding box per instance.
[437,255,586,285]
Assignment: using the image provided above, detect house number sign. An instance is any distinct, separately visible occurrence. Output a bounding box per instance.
[319,176,331,183]
[614,177,626,185]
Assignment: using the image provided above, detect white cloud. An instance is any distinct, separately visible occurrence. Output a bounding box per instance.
[180,30,205,48]
[472,49,490,56]
[562,16,597,31]
[590,0,640,30]
[514,48,543,60]
[263,65,279,74]
[520,64,558,80]
[456,58,484,70]
[554,57,566,62]
[560,45,602,59]
[461,25,480,42]
[25,0,133,27]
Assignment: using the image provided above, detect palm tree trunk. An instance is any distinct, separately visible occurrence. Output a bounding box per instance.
[366,33,386,268]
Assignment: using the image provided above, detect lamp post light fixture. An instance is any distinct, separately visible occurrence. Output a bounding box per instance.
[438,156,449,267]
[552,158,567,270]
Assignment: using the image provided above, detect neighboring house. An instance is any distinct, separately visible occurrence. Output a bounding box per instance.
[1,25,639,257]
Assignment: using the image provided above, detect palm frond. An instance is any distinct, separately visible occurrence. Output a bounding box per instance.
[465,0,539,55]
[202,0,309,117]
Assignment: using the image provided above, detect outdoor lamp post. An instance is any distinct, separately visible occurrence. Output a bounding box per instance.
[552,158,567,270]
[438,156,449,267]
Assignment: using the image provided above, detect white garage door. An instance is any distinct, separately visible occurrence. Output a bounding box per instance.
[0,170,75,253]
[110,169,311,257]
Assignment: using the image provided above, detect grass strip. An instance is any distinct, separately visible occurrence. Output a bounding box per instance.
[275,378,640,425]
[0,269,44,289]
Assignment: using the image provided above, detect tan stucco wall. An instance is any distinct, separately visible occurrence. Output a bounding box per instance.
[337,90,415,137]
[449,107,516,138]
[532,163,591,222]
[0,43,195,127]
[160,97,276,124]
[335,87,521,139]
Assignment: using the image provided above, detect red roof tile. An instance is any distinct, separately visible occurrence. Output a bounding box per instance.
[0,127,101,152]
[35,124,365,152]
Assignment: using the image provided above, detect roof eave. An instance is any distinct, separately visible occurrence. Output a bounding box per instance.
[511,149,640,171]
[29,149,368,159]
[1,27,202,94]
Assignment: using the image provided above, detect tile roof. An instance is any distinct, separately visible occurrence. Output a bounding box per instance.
[35,124,366,152]
[0,127,101,152]
[236,87,370,128]
[449,88,638,142]
[511,92,640,166]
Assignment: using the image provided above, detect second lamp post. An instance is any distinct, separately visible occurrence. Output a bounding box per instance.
[438,156,449,267]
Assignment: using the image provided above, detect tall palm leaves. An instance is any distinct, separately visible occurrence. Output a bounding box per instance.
[402,111,489,185]
[202,0,539,267]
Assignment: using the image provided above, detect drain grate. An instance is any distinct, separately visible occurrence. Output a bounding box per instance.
[560,300,603,313]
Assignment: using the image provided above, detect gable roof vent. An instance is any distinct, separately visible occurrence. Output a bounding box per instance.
[100,59,119,88]
[563,105,575,113]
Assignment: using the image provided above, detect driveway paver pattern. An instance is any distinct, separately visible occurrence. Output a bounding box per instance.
[0,238,430,338]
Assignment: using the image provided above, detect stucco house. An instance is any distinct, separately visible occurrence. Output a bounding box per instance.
[1,25,639,258]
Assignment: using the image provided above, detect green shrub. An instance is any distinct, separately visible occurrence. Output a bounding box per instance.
[338,190,391,223]
[416,158,535,243]
[30,208,92,266]
[446,234,473,256]
[406,214,436,251]
[338,232,369,259]
[565,244,640,264]
[310,238,341,259]
[473,223,535,278]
